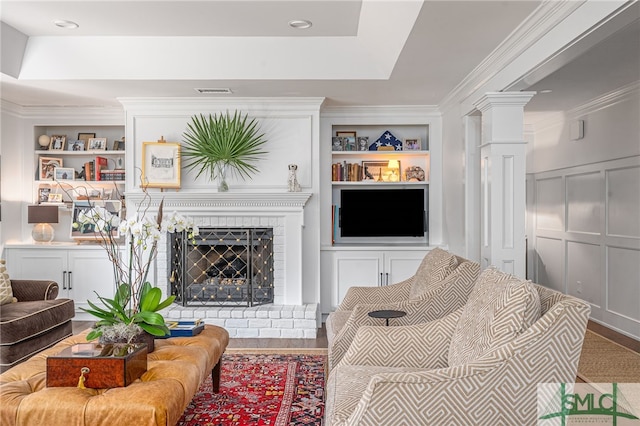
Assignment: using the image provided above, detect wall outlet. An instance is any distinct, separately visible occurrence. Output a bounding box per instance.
[576,280,583,294]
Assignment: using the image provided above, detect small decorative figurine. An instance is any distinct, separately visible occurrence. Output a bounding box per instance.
[288,164,301,192]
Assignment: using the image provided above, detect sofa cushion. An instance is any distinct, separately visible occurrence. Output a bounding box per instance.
[0,261,15,306]
[0,299,75,345]
[447,266,540,367]
[408,248,459,300]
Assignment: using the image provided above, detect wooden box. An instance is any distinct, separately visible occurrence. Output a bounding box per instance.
[47,343,148,388]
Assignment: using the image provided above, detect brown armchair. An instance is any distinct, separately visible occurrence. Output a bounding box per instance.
[0,279,74,372]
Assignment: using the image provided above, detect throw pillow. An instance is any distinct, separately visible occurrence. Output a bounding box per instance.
[447,266,541,367]
[408,248,459,300]
[0,260,16,305]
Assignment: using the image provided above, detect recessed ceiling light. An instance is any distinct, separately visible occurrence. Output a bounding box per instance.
[288,20,312,29]
[53,20,79,29]
[195,88,233,94]
[539,89,553,94]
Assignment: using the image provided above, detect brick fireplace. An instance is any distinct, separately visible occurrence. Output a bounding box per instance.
[126,191,318,338]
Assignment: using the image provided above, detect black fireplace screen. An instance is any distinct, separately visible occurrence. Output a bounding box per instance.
[169,228,274,306]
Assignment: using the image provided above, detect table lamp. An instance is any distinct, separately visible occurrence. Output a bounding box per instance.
[28,205,58,243]
[387,159,400,182]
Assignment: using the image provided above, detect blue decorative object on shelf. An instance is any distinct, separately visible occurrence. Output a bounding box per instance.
[369,130,403,151]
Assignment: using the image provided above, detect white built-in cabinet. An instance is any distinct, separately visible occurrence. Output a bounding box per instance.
[319,107,443,314]
[330,248,430,308]
[4,244,116,320]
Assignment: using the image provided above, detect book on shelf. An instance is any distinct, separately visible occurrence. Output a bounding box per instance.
[332,161,362,182]
[100,169,125,181]
[94,156,108,181]
[83,161,94,181]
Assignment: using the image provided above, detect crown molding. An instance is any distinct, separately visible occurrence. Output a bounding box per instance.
[439,1,581,113]
[118,97,325,114]
[568,80,640,118]
[321,105,440,120]
[526,81,639,132]
[1,101,124,121]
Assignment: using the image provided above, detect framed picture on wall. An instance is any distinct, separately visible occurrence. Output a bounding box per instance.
[141,141,181,188]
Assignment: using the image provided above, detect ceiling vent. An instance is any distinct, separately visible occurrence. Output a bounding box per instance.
[195,88,233,94]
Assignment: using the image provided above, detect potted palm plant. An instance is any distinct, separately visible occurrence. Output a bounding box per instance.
[181,111,268,191]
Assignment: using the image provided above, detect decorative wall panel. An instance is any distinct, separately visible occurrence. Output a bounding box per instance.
[535,177,563,231]
[534,237,564,293]
[607,246,640,321]
[566,241,601,307]
[566,172,602,234]
[607,166,640,238]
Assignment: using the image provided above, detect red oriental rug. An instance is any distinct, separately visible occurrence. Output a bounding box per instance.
[177,353,326,426]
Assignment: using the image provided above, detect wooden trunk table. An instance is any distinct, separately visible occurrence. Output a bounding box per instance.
[46,343,148,388]
[0,324,229,426]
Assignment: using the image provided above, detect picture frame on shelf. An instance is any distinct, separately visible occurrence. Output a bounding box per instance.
[77,133,96,142]
[361,160,401,182]
[70,200,122,241]
[49,135,66,151]
[87,137,107,151]
[38,186,51,204]
[336,131,356,138]
[141,141,181,188]
[54,167,75,181]
[332,136,344,151]
[39,157,63,180]
[343,136,356,151]
[403,138,421,151]
[47,193,63,203]
[357,136,369,151]
[67,140,85,151]
[112,139,125,151]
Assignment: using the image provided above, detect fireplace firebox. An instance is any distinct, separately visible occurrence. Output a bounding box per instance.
[169,228,274,306]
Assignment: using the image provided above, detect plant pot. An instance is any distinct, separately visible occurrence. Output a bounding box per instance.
[99,330,155,353]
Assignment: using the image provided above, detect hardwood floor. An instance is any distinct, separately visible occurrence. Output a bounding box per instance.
[73,320,634,352]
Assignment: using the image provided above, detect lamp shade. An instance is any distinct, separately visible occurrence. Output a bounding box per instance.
[387,159,400,169]
[28,205,59,224]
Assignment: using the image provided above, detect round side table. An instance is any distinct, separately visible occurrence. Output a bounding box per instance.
[367,309,407,326]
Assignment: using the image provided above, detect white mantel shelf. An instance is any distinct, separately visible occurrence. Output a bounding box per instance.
[125,191,313,211]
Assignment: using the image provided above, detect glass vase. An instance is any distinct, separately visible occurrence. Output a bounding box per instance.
[216,163,229,192]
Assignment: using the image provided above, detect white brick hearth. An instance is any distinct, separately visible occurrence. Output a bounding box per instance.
[164,304,319,338]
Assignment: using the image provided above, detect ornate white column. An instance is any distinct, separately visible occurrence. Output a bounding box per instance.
[475,92,535,277]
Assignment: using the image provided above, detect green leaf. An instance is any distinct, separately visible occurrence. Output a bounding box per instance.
[133,311,165,325]
[155,295,176,311]
[139,287,161,312]
[139,322,170,337]
[86,329,103,341]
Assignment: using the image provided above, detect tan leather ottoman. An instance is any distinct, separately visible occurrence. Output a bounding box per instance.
[0,325,229,426]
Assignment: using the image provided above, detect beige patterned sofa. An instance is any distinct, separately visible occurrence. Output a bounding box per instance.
[325,266,591,426]
[327,248,480,370]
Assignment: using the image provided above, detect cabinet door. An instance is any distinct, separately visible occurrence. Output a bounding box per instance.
[67,250,116,313]
[384,250,429,286]
[333,251,384,306]
[5,248,66,285]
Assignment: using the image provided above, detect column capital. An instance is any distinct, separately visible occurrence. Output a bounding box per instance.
[474,92,536,112]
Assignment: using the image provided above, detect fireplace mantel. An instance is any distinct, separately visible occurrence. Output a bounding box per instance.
[126,191,312,212]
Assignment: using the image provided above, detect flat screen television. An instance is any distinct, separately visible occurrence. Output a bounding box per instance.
[340,188,426,238]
